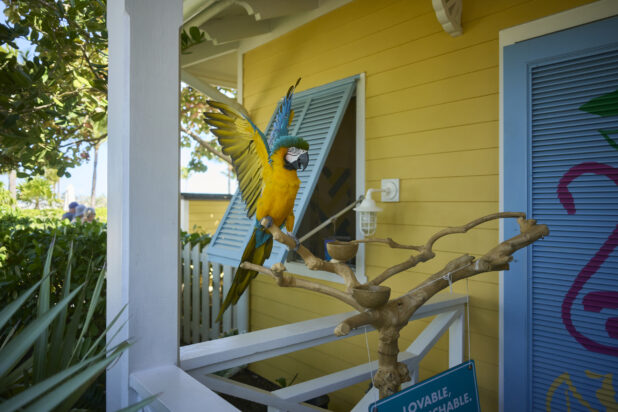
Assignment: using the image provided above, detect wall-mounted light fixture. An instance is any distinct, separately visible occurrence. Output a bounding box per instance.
[355,179,399,237]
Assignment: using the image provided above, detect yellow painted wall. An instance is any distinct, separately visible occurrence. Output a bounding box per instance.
[242,0,593,410]
[187,199,229,235]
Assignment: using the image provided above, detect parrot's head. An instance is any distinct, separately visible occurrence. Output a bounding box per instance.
[272,136,309,171]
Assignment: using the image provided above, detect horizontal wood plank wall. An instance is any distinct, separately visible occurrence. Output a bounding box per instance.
[187,199,229,235]
[243,0,593,410]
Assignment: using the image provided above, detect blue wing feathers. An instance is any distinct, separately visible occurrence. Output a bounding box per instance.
[269,78,301,148]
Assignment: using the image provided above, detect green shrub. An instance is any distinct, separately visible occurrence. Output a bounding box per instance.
[181,229,212,250]
[0,209,207,409]
[0,210,107,348]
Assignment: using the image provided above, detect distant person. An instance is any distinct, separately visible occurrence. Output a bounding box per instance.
[62,201,79,221]
[83,207,96,223]
[72,204,86,223]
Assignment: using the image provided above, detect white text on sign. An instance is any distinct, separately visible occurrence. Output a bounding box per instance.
[403,386,472,412]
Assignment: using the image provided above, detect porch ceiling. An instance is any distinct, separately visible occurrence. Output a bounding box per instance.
[181,0,338,91]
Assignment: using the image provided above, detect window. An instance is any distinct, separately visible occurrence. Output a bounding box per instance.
[286,96,361,281]
[206,75,366,283]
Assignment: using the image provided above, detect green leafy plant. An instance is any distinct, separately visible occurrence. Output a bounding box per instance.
[181,229,212,250]
[180,26,206,54]
[275,373,298,388]
[0,240,128,411]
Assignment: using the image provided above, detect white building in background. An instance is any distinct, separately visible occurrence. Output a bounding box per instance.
[63,184,75,211]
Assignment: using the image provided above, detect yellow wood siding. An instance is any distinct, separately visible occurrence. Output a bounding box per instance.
[243,0,593,410]
[187,199,229,235]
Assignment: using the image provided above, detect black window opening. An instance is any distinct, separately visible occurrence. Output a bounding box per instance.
[287,96,357,267]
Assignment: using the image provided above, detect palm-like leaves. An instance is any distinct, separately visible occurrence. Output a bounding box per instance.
[0,240,142,411]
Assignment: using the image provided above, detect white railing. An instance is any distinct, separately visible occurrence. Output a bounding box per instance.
[180,292,468,411]
[180,244,249,344]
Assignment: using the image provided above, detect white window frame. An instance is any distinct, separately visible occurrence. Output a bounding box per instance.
[237,69,367,284]
[287,74,366,283]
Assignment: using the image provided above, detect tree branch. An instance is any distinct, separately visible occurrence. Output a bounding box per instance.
[11,88,91,114]
[79,44,105,82]
[264,220,361,290]
[241,262,364,312]
[369,212,526,286]
[353,237,422,251]
[336,216,549,333]
[58,133,107,149]
[181,126,232,166]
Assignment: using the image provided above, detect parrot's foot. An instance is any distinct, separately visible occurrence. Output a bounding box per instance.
[261,216,273,229]
[289,233,301,252]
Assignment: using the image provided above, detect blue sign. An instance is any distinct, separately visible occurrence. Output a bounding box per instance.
[369,361,480,412]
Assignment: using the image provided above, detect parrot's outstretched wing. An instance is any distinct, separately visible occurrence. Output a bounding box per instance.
[204,101,270,217]
[268,78,301,148]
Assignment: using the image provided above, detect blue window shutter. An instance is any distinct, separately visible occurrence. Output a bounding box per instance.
[504,16,618,411]
[206,76,358,267]
[528,49,618,412]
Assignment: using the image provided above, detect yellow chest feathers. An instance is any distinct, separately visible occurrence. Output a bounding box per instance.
[256,150,301,226]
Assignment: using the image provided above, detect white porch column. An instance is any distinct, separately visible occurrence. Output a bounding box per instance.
[107,0,182,409]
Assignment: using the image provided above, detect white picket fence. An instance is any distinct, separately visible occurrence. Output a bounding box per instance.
[180,243,249,344]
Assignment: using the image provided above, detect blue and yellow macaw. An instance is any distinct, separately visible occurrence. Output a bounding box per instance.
[204,79,309,322]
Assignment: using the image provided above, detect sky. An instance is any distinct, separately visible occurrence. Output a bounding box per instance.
[1,143,237,199]
[0,2,236,201]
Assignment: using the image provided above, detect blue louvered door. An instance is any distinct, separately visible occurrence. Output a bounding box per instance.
[504,16,618,411]
[206,76,358,267]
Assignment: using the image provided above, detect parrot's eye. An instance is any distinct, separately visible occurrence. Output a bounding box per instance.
[286,147,303,156]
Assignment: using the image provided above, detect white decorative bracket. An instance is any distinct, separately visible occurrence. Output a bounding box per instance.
[432,0,463,37]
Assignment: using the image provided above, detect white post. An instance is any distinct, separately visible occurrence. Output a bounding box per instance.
[106,0,182,409]
[180,198,190,232]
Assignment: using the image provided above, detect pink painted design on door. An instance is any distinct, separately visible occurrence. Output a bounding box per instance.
[558,161,618,356]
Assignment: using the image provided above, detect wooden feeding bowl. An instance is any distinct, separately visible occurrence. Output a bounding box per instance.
[352,285,391,309]
[326,241,358,262]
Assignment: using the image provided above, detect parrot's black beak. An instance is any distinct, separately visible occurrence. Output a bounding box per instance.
[298,152,309,171]
[284,150,309,171]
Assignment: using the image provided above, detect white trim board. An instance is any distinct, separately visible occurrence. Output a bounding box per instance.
[499,0,618,48]
[237,0,352,55]
[497,1,618,411]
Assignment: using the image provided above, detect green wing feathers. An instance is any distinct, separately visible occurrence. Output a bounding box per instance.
[204,101,270,217]
[216,230,273,322]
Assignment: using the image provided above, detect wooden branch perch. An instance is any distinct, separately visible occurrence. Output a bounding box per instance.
[353,237,422,251]
[239,219,365,312]
[264,219,361,291]
[336,216,548,335]
[369,212,526,285]
[241,210,547,399]
[240,261,363,311]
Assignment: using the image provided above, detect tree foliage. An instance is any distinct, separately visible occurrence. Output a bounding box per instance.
[17,176,56,209]
[0,181,15,206]
[1,0,230,180]
[0,0,108,178]
[180,85,234,177]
